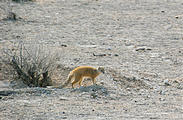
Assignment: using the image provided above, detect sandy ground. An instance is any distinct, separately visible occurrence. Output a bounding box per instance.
[0,0,183,119]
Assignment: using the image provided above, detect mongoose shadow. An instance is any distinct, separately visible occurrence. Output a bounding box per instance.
[71,84,109,96]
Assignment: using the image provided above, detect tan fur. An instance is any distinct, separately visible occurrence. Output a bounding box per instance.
[61,66,104,88]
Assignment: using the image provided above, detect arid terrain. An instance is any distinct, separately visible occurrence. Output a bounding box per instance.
[0,0,183,119]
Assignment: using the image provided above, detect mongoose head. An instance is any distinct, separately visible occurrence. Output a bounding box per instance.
[97,67,105,74]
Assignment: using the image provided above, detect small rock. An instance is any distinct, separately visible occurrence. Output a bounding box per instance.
[164,80,171,86]
[124,109,128,112]
[126,88,131,91]
[136,47,145,51]
[107,48,112,50]
[59,97,68,101]
[16,35,21,38]
[175,16,179,19]
[93,53,106,57]
[150,117,159,119]
[136,47,152,51]
[114,54,119,56]
[146,48,152,51]
[160,90,166,95]
[159,98,165,101]
[91,93,97,99]
[61,44,67,47]
[7,12,17,21]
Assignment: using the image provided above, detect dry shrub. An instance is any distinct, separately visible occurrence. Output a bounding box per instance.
[11,0,52,3]
[2,42,58,87]
[0,0,19,21]
[12,0,35,3]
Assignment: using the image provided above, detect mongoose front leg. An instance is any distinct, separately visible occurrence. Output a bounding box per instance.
[92,78,97,85]
[71,78,78,88]
[71,82,75,88]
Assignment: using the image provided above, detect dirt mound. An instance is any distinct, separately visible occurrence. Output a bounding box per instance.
[108,69,151,91]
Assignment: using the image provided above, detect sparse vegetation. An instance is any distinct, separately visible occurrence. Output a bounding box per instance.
[0,0,183,119]
[2,42,58,87]
[12,0,35,3]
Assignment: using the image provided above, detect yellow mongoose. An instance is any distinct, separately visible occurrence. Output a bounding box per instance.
[61,66,104,88]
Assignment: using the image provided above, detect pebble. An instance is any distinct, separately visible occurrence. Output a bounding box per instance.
[164,80,171,86]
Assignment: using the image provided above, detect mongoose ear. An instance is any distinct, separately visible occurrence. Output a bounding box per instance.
[94,69,97,72]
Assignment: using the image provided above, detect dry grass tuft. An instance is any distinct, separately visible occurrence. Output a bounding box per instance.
[1,41,58,87]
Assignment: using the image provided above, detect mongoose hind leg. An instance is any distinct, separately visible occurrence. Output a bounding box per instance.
[71,75,81,88]
[71,79,78,88]
[71,83,75,88]
[78,77,83,87]
[91,78,97,85]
